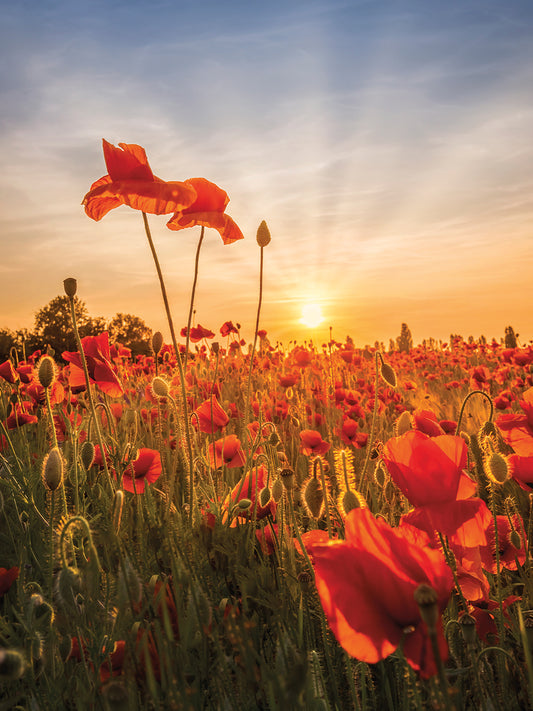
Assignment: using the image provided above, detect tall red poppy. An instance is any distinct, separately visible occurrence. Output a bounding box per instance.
[193,396,229,433]
[63,332,123,398]
[83,140,197,220]
[300,429,330,457]
[305,508,453,677]
[166,177,244,245]
[208,434,246,469]
[121,448,162,494]
[0,566,19,597]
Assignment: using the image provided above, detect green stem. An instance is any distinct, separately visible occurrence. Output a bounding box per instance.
[245,245,264,427]
[455,390,494,436]
[185,226,205,366]
[359,352,380,497]
[141,212,195,521]
[68,296,113,492]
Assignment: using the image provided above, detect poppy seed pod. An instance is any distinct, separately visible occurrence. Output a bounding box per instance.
[256,220,271,247]
[459,613,477,645]
[63,278,77,297]
[37,355,56,389]
[152,331,164,354]
[259,486,272,509]
[42,447,64,491]
[394,410,412,437]
[272,478,284,503]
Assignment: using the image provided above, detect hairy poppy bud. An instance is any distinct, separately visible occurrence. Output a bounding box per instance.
[394,411,412,437]
[256,220,271,247]
[152,331,163,354]
[380,361,397,388]
[152,376,170,398]
[303,476,323,519]
[42,447,64,491]
[414,583,438,631]
[272,478,284,503]
[510,529,522,550]
[486,452,509,485]
[237,498,252,511]
[341,489,360,515]
[55,566,83,614]
[80,441,95,471]
[259,486,271,508]
[211,341,220,355]
[37,355,56,389]
[63,278,77,297]
[0,648,26,680]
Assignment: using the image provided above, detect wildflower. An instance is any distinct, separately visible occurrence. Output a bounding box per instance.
[166,177,244,244]
[181,324,215,343]
[4,404,38,430]
[300,430,330,457]
[0,360,17,384]
[62,332,123,398]
[0,567,19,597]
[83,140,196,220]
[193,397,229,433]
[305,508,453,677]
[227,465,277,522]
[208,434,246,469]
[121,448,162,494]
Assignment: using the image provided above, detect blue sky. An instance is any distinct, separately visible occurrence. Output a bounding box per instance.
[1,0,532,346]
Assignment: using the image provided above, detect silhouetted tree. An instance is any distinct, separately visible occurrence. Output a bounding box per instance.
[396,323,413,353]
[108,313,152,356]
[504,326,518,349]
[33,295,92,357]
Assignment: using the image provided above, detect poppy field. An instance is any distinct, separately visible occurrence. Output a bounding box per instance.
[1,142,533,710]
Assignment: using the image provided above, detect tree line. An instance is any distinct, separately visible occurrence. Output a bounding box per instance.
[0,296,152,361]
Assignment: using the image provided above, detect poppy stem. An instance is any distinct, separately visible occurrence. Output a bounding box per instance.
[359,351,380,497]
[245,244,265,426]
[141,213,195,520]
[185,226,205,366]
[67,294,113,492]
[455,390,494,436]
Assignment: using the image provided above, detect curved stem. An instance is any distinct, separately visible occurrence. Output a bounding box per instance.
[141,213,195,520]
[455,390,494,435]
[185,226,205,366]
[359,351,380,497]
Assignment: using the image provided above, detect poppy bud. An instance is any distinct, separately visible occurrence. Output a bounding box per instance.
[394,411,412,437]
[414,583,438,632]
[211,341,220,355]
[237,498,252,511]
[340,490,360,515]
[280,466,295,490]
[63,278,77,297]
[272,478,284,503]
[486,452,509,485]
[28,593,55,630]
[380,361,397,388]
[268,432,280,446]
[459,613,477,645]
[42,447,64,491]
[303,476,323,519]
[152,331,164,354]
[37,355,56,389]
[510,529,522,550]
[259,486,272,508]
[256,220,271,247]
[55,566,83,615]
[80,441,95,471]
[102,680,131,710]
[152,376,170,399]
[0,648,26,680]
[373,462,387,487]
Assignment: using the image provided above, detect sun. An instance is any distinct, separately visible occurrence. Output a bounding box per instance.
[300,303,324,328]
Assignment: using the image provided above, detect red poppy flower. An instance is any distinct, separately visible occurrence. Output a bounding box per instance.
[63,332,123,398]
[5,404,38,430]
[0,360,17,384]
[166,177,243,245]
[83,140,197,220]
[412,409,445,438]
[180,324,215,343]
[300,429,330,456]
[305,508,453,677]
[208,434,246,469]
[496,387,533,456]
[0,566,19,596]
[227,464,277,523]
[193,396,229,433]
[339,418,359,447]
[121,448,162,494]
[220,321,239,337]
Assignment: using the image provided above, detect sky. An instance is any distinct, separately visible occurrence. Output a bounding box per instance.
[1,0,532,348]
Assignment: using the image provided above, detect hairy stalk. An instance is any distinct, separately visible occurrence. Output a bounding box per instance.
[67,292,112,492]
[359,351,380,497]
[141,212,195,520]
[245,243,265,426]
[185,226,205,365]
[455,390,494,436]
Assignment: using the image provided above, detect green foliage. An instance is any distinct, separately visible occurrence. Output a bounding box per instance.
[396,323,413,353]
[108,313,152,356]
[505,325,518,349]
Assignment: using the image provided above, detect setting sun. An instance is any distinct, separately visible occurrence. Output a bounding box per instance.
[300,303,324,328]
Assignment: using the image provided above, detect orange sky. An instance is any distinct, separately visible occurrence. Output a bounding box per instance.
[1,1,532,348]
